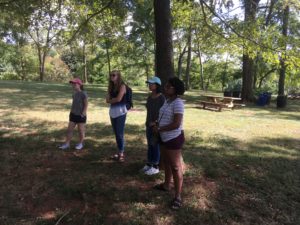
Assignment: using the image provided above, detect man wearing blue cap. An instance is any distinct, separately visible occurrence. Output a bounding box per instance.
[141,76,165,175]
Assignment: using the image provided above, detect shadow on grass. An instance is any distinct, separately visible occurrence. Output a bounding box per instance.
[1,81,299,225]
[180,135,300,225]
[0,115,299,225]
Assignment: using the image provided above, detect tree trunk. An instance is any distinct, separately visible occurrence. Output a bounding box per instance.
[154,0,174,87]
[277,5,289,108]
[83,41,88,83]
[145,62,149,81]
[105,41,111,74]
[253,55,259,89]
[221,55,229,91]
[196,41,204,90]
[40,52,46,82]
[177,45,186,79]
[20,56,26,81]
[185,26,192,90]
[37,46,46,82]
[278,5,289,96]
[241,0,260,101]
[242,54,254,101]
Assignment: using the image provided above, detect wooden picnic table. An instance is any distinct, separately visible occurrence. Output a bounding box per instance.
[200,95,244,111]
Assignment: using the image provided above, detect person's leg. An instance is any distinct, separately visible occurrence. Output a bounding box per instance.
[77,123,85,143]
[65,121,76,144]
[142,126,153,170]
[160,146,172,189]
[114,114,126,155]
[110,117,117,135]
[165,149,183,199]
[146,126,153,165]
[152,139,160,168]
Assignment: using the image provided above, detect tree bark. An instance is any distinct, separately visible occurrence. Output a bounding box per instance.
[105,41,111,74]
[221,55,229,91]
[185,26,192,90]
[177,45,186,79]
[241,0,260,101]
[196,39,204,90]
[83,41,88,83]
[154,0,174,86]
[278,5,289,96]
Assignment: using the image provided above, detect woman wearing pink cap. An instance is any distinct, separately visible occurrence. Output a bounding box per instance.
[59,78,88,150]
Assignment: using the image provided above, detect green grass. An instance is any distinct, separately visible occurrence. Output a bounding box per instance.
[0,80,299,225]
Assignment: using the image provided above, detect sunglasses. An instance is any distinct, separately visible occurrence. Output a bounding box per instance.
[164,84,174,89]
[110,74,117,77]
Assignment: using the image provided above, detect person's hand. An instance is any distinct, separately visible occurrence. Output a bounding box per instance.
[149,121,156,127]
[152,124,159,134]
[106,95,111,103]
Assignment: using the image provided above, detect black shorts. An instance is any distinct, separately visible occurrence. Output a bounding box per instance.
[69,113,87,124]
[161,131,185,150]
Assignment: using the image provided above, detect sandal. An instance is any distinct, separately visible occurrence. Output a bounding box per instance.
[153,183,170,192]
[171,197,182,210]
[118,154,125,162]
[110,154,119,160]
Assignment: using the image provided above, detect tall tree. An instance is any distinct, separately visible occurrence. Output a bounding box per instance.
[24,0,66,81]
[154,0,174,86]
[241,0,260,101]
[277,3,289,107]
[185,25,192,90]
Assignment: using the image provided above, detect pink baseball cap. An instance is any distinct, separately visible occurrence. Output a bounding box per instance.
[69,78,83,85]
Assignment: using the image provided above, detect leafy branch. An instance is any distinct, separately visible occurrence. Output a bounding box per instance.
[67,0,114,44]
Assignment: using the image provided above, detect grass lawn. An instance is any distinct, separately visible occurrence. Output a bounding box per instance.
[0,80,299,225]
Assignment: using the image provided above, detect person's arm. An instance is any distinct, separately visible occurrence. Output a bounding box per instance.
[82,97,88,116]
[106,84,126,104]
[154,99,184,132]
[106,92,111,103]
[153,113,183,132]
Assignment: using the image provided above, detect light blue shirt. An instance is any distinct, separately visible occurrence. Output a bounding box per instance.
[109,104,127,118]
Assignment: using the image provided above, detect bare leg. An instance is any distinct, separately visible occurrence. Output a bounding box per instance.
[65,122,76,144]
[165,149,183,199]
[161,146,172,190]
[77,123,85,143]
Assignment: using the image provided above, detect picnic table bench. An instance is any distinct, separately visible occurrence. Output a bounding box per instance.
[200,95,244,111]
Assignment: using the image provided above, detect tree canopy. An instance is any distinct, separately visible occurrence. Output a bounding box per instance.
[0,0,299,101]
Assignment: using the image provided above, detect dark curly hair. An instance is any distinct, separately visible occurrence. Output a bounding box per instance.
[168,77,185,95]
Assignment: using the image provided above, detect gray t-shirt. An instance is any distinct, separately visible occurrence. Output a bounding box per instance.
[146,94,165,127]
[71,91,88,115]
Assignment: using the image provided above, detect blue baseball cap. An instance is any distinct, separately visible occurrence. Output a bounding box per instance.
[146,76,161,85]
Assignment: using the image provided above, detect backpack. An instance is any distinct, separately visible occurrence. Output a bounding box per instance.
[125,85,133,110]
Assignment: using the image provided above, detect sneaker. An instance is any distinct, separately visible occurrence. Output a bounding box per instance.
[59,143,69,150]
[141,164,151,172]
[75,143,83,150]
[145,167,159,175]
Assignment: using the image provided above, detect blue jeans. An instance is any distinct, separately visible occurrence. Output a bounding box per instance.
[110,114,126,153]
[146,126,160,165]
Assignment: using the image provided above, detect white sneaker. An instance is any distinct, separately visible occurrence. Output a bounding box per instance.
[75,143,83,150]
[59,143,69,150]
[141,164,151,172]
[145,167,159,175]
